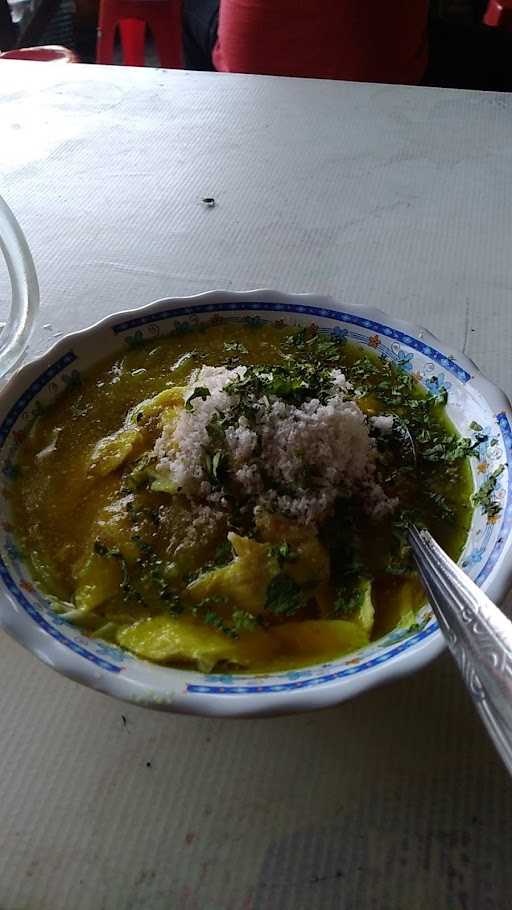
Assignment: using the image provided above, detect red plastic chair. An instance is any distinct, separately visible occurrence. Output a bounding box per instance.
[0,45,78,62]
[484,0,512,29]
[96,0,182,67]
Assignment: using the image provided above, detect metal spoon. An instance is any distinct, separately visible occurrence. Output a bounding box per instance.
[389,418,512,774]
[408,526,512,776]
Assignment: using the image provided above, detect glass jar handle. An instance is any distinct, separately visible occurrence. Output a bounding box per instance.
[0,196,39,380]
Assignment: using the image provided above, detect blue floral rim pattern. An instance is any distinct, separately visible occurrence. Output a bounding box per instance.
[0,300,507,693]
[0,352,77,450]
[0,350,121,673]
[474,412,512,586]
[112,302,472,383]
[0,556,120,672]
[187,623,439,694]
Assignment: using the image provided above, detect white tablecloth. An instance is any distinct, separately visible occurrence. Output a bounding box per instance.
[1,62,512,910]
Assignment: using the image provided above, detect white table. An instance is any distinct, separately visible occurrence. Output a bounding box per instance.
[1,62,512,910]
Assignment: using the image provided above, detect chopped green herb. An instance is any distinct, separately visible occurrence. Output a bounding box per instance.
[192,596,237,637]
[322,498,367,591]
[203,610,234,636]
[385,509,421,576]
[282,327,345,362]
[334,585,364,617]
[407,622,422,633]
[164,593,185,617]
[419,433,482,463]
[472,466,504,518]
[232,609,259,632]
[204,449,226,485]
[212,539,233,567]
[271,541,298,565]
[225,359,337,409]
[265,573,306,616]
[224,341,249,355]
[206,411,230,446]
[123,451,156,492]
[185,386,211,411]
[424,490,455,522]
[94,540,122,559]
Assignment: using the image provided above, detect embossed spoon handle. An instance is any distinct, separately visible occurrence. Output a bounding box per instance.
[409,525,512,776]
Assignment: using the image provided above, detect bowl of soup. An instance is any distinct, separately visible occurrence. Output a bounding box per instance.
[0,290,511,716]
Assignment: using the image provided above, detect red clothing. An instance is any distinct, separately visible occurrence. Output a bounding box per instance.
[213,0,428,85]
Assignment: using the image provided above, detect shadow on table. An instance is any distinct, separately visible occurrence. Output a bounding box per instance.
[3,638,511,910]
[244,654,510,908]
[132,652,511,910]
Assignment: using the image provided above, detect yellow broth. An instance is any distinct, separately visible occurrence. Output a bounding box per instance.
[12,322,473,672]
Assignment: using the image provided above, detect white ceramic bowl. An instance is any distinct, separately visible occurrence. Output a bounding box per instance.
[1,290,511,717]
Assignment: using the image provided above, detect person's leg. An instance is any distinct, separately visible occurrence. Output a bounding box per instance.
[182,0,220,70]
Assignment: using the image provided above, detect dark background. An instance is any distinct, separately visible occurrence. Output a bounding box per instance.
[1,2,512,97]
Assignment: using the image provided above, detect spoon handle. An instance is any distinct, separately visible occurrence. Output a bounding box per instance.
[408,525,512,776]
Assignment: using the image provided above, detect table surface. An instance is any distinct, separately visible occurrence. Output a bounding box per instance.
[1,62,512,910]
